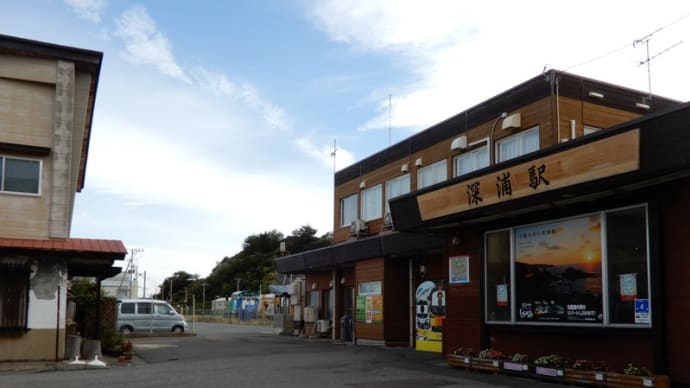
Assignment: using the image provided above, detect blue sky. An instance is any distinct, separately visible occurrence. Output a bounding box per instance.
[3,1,690,296]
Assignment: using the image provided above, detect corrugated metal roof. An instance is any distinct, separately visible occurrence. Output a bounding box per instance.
[0,237,127,255]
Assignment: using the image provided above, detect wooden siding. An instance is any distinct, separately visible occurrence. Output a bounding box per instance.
[354,258,384,340]
[660,178,690,384]
[443,229,483,355]
[383,257,409,346]
[0,78,54,148]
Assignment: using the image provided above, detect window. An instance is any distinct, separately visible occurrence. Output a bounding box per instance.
[584,126,601,136]
[340,194,358,227]
[454,144,489,177]
[484,205,651,327]
[417,160,447,189]
[358,281,382,295]
[361,184,382,221]
[0,156,41,195]
[120,303,135,314]
[155,303,173,315]
[0,265,30,330]
[496,127,539,163]
[308,291,320,308]
[385,174,410,212]
[137,302,152,314]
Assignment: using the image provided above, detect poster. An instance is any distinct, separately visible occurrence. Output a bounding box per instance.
[496,284,508,307]
[356,295,383,323]
[619,273,637,302]
[415,280,445,353]
[515,215,603,323]
[449,256,470,283]
[634,299,650,324]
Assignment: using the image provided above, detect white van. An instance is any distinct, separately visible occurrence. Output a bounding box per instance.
[117,299,188,334]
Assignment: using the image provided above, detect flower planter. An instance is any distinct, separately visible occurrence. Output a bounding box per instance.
[446,354,472,370]
[563,368,606,387]
[501,361,531,375]
[470,358,501,373]
[605,372,669,388]
[533,366,565,382]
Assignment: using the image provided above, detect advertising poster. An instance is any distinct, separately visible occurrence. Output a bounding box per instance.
[515,215,603,323]
[370,295,383,323]
[619,273,638,302]
[415,280,445,353]
[449,256,470,283]
[356,296,366,322]
[496,284,509,307]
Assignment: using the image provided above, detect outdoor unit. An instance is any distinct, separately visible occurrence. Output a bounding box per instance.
[304,307,319,323]
[349,219,368,236]
[316,320,330,333]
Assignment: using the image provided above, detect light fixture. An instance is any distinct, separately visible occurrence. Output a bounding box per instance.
[451,235,463,246]
[340,276,346,285]
[329,280,333,288]
[588,91,604,99]
[401,163,409,173]
[419,265,426,278]
[311,282,317,290]
[359,180,366,189]
[501,113,521,130]
[415,157,423,167]
[635,102,651,110]
[450,135,468,151]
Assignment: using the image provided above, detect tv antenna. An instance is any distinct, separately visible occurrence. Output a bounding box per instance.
[330,139,337,173]
[633,22,684,100]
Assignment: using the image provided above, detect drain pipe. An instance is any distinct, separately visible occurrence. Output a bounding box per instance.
[55,285,61,361]
[409,258,414,347]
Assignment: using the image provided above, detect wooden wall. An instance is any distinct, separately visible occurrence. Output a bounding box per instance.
[383,257,409,346]
[443,229,483,356]
[354,258,384,340]
[660,178,690,384]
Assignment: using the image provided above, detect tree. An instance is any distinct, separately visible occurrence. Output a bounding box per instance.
[152,271,199,306]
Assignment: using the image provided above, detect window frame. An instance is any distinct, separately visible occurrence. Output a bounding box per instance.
[495,126,540,163]
[417,159,448,189]
[0,155,42,196]
[340,193,359,227]
[385,174,410,213]
[361,184,383,221]
[453,141,489,177]
[0,265,30,331]
[484,204,652,328]
[358,281,382,296]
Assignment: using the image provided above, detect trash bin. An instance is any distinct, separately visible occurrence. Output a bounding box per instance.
[340,315,353,342]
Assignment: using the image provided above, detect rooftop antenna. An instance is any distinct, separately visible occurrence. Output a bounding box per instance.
[388,94,392,146]
[330,139,337,173]
[633,21,684,101]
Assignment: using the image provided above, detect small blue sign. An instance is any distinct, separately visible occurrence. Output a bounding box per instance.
[634,299,650,324]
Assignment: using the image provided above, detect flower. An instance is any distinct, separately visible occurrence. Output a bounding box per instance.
[571,359,608,371]
[511,353,528,363]
[478,348,506,360]
[623,363,651,376]
[533,354,569,368]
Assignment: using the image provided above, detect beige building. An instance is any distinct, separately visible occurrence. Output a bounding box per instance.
[0,34,125,361]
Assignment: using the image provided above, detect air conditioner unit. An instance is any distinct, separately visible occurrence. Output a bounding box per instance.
[382,212,393,228]
[349,219,368,236]
[316,319,330,333]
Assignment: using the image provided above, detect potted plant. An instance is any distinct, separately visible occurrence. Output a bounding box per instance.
[532,354,568,380]
[447,347,474,369]
[563,359,607,387]
[471,348,505,373]
[502,353,530,374]
[121,340,133,360]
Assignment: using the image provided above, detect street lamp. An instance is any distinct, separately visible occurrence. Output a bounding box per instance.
[489,112,507,165]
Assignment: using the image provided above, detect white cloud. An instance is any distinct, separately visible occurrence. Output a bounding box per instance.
[309,1,690,133]
[63,0,107,23]
[114,6,189,82]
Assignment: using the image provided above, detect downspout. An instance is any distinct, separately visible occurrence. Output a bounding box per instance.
[409,258,414,348]
[55,285,61,361]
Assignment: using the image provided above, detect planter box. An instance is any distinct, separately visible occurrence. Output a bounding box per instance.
[533,366,565,382]
[502,361,530,375]
[470,358,502,373]
[563,368,605,387]
[446,354,472,370]
[605,372,670,388]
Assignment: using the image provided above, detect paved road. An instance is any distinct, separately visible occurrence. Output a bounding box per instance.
[0,322,556,388]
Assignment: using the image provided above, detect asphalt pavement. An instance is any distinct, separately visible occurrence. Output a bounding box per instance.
[0,322,557,388]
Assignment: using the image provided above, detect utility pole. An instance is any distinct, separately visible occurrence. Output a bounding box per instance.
[142,271,146,298]
[169,279,173,303]
[202,283,207,313]
[235,278,241,292]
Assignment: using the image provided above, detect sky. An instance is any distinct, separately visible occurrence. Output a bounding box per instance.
[2,1,690,297]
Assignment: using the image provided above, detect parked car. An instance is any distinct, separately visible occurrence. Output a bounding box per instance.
[117,299,188,334]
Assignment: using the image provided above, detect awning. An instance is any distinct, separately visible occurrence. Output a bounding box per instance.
[0,237,127,278]
[275,231,443,274]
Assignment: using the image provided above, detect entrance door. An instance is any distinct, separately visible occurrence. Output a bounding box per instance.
[415,280,445,352]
